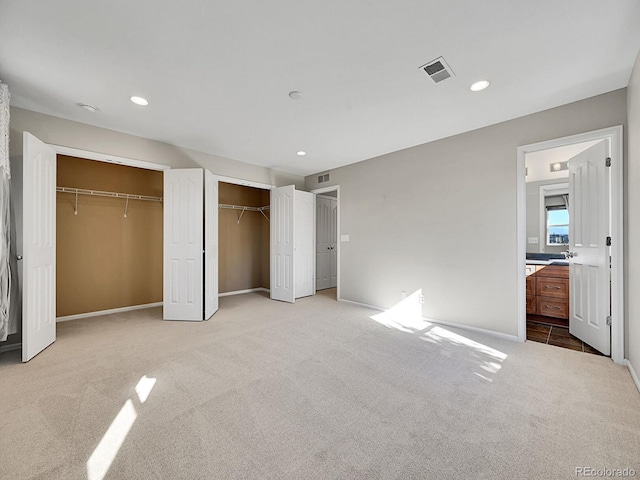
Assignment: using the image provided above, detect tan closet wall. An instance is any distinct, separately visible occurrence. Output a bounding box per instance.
[56,155,163,316]
[219,183,270,293]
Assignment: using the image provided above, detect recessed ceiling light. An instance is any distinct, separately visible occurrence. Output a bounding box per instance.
[296,151,306,156]
[76,103,97,112]
[130,96,149,106]
[289,91,303,100]
[470,80,490,92]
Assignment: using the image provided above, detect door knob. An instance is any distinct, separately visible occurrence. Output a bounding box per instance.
[17,255,23,261]
[567,251,577,258]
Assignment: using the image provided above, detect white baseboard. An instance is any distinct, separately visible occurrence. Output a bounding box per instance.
[56,302,163,322]
[219,288,269,297]
[0,342,21,354]
[423,316,519,342]
[337,298,384,312]
[626,359,640,393]
[337,297,518,342]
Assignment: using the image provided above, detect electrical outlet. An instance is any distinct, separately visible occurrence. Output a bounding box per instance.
[419,294,424,304]
[528,237,539,244]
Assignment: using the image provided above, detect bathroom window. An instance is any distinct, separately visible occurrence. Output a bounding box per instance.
[547,206,569,245]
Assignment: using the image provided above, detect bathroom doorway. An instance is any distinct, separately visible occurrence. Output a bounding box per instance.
[517,126,624,362]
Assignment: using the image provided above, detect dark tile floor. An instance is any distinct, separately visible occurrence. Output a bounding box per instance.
[526,318,603,355]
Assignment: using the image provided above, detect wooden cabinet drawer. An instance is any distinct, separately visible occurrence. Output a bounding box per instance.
[526,295,536,314]
[536,297,568,319]
[536,277,568,299]
[535,265,569,279]
[526,275,535,296]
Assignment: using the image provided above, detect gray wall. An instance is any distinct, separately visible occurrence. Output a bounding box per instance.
[627,51,640,378]
[306,89,627,338]
[9,107,305,189]
[526,178,569,254]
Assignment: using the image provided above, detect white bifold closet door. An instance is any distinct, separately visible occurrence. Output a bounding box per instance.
[163,168,218,321]
[20,132,57,362]
[294,190,314,298]
[270,185,314,303]
[204,170,219,319]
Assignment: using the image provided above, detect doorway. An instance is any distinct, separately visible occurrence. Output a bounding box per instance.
[516,126,624,364]
[523,143,601,354]
[312,186,340,301]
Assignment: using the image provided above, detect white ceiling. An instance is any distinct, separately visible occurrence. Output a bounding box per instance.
[1,1,639,176]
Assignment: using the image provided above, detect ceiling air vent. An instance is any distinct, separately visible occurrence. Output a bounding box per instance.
[420,56,455,83]
[317,173,330,184]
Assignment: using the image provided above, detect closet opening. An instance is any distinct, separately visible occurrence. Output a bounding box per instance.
[56,155,163,324]
[218,182,270,299]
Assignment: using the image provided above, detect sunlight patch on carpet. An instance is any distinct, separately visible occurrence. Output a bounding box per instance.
[135,375,157,403]
[87,375,157,480]
[370,290,428,333]
[370,291,507,381]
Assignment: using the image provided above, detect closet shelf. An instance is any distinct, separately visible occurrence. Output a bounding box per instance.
[56,186,163,202]
[57,186,163,217]
[218,204,269,212]
[219,204,270,223]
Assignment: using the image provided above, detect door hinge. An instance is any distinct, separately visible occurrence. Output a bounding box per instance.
[606,157,611,167]
[606,236,612,246]
[606,316,612,326]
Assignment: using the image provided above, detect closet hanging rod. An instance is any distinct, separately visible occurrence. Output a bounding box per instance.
[219,204,270,224]
[218,204,270,212]
[56,186,163,202]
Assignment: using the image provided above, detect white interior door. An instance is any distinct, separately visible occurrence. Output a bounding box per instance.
[271,185,295,303]
[164,169,204,321]
[295,190,314,299]
[568,140,610,355]
[329,198,338,288]
[316,196,331,290]
[204,170,218,319]
[22,132,57,362]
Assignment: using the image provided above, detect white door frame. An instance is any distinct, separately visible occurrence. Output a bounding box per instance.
[516,126,624,364]
[210,173,274,191]
[49,144,170,171]
[311,185,341,301]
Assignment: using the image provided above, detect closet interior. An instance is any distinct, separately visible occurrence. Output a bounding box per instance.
[56,155,163,318]
[218,182,270,295]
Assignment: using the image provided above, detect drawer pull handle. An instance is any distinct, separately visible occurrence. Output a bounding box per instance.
[544,285,561,289]
[545,305,562,309]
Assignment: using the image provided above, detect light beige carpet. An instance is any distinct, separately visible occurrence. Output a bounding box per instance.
[1,291,639,479]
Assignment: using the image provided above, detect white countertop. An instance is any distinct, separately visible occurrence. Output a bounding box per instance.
[526,259,569,266]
